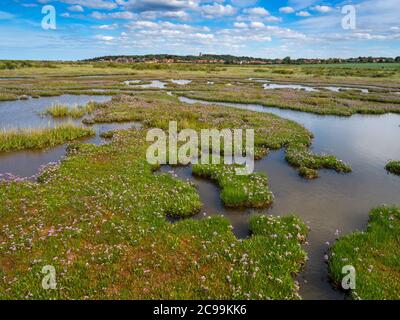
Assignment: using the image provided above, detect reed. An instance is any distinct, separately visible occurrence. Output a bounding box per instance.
[0,124,95,152]
[45,101,97,118]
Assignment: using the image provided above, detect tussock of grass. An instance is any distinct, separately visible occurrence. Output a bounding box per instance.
[385,161,400,175]
[236,214,308,299]
[329,206,400,300]
[285,144,352,178]
[0,124,95,152]
[45,102,97,118]
[192,163,274,208]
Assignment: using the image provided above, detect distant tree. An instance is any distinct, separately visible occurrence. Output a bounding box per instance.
[396,57,400,62]
[283,56,291,64]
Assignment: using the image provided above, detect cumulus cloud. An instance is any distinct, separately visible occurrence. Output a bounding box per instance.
[122,0,198,12]
[201,4,237,18]
[67,5,84,12]
[296,11,311,17]
[279,7,295,14]
[91,11,137,20]
[244,7,270,16]
[95,35,115,41]
[38,0,117,10]
[234,22,247,28]
[312,5,333,13]
[96,24,119,30]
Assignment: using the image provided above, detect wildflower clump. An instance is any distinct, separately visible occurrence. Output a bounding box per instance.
[192,163,274,208]
[285,143,351,179]
[329,206,400,300]
[385,161,400,175]
[228,214,308,299]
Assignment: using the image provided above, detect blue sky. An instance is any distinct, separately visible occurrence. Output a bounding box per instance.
[0,0,399,60]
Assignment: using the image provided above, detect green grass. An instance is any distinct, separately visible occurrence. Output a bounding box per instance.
[45,102,97,119]
[0,124,307,299]
[91,94,349,179]
[0,125,95,152]
[285,144,352,178]
[329,206,400,300]
[385,161,400,175]
[192,163,274,208]
[179,81,400,116]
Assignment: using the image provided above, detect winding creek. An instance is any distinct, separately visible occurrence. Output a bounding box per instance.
[168,96,400,300]
[0,92,399,299]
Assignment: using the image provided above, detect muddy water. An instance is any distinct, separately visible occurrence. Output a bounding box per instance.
[0,95,140,178]
[175,97,400,300]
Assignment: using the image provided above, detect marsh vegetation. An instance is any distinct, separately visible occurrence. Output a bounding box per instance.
[0,124,94,153]
[0,62,399,300]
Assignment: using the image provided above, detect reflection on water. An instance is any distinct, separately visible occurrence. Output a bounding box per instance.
[171,79,192,85]
[1,93,399,299]
[0,95,141,178]
[178,96,400,300]
[263,83,319,92]
[251,78,374,93]
[0,77,30,81]
[123,80,167,88]
[323,86,369,93]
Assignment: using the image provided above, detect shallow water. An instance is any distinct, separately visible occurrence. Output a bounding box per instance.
[177,96,400,300]
[124,80,167,89]
[1,92,399,299]
[171,79,192,85]
[0,95,140,178]
[323,86,369,93]
[0,77,29,81]
[263,83,319,92]
[0,95,110,130]
[253,78,374,93]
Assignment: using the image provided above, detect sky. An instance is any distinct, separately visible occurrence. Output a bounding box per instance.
[0,0,399,60]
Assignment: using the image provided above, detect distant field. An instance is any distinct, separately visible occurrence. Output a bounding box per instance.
[1,61,400,86]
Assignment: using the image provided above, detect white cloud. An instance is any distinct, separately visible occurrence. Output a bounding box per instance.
[312,5,333,13]
[279,7,295,14]
[96,24,119,30]
[201,4,237,17]
[288,0,319,10]
[245,7,270,16]
[265,16,282,22]
[91,11,137,20]
[123,0,198,12]
[95,35,115,41]
[296,11,311,17]
[38,0,117,10]
[234,22,248,29]
[67,5,84,12]
[250,21,265,29]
